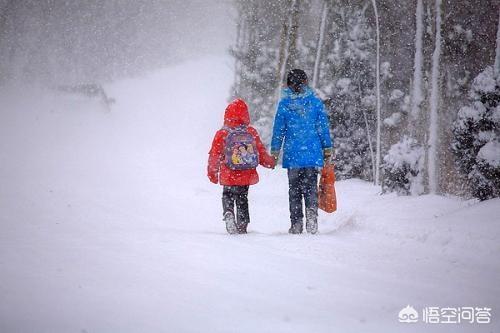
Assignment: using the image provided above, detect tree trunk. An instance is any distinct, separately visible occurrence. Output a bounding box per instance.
[312,0,328,89]
[371,0,381,186]
[410,0,424,125]
[428,0,442,194]
[360,82,376,182]
[285,0,300,74]
[276,0,291,101]
[495,8,500,77]
[233,6,243,95]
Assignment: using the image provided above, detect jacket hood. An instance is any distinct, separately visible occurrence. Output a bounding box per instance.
[224,98,250,127]
[282,86,315,100]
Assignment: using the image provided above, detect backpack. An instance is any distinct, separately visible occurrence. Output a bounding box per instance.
[223,126,259,170]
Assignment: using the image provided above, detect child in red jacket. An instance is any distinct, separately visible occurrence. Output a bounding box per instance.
[207,99,275,234]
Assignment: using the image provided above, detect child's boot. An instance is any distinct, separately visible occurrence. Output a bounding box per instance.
[224,211,238,234]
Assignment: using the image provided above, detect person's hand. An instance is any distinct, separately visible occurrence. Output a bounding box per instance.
[271,150,280,169]
[271,157,277,169]
[323,148,333,165]
[208,171,218,184]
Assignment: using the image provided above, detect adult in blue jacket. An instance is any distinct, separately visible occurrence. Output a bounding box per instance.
[271,69,333,234]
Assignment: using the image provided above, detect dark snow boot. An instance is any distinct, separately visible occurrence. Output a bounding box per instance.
[224,211,238,234]
[288,222,303,234]
[305,208,318,234]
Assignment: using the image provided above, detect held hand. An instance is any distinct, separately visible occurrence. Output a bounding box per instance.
[323,148,333,165]
[271,150,280,169]
[271,159,278,170]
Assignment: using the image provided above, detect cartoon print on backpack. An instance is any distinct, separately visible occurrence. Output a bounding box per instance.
[243,144,257,165]
[231,147,242,165]
[224,126,259,170]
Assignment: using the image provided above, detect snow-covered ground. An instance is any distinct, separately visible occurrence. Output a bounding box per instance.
[0,56,499,333]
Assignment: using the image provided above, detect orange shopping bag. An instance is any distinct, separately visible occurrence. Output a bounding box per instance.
[318,163,337,213]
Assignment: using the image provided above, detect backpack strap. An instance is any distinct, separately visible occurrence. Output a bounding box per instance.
[222,125,247,133]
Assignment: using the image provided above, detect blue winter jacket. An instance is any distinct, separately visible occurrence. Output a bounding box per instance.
[271,86,332,168]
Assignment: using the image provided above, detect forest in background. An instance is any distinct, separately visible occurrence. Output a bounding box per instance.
[0,0,498,200]
[230,0,500,200]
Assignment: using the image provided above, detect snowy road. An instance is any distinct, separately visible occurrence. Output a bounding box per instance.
[0,57,499,332]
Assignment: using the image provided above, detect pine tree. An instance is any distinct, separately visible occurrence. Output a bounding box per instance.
[319,3,376,180]
[451,66,500,200]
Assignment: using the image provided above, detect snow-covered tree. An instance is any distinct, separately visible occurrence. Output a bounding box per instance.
[383,136,424,195]
[427,0,443,194]
[228,0,499,198]
[319,3,376,181]
[389,0,425,195]
[452,67,500,200]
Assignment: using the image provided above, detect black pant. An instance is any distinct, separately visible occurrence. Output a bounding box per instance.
[222,185,250,225]
[287,168,319,224]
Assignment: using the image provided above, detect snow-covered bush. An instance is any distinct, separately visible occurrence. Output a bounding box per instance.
[383,136,424,195]
[452,66,500,200]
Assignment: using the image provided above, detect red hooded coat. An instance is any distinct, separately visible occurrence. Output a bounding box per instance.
[207,99,275,186]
